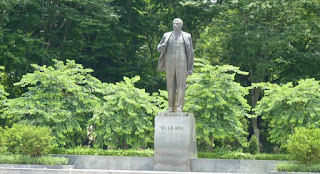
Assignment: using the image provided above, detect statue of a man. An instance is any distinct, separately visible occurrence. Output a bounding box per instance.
[157,18,194,112]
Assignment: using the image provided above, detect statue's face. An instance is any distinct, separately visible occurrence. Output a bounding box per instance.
[173,19,183,32]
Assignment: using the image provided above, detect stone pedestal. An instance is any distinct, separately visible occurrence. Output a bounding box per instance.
[154,112,197,172]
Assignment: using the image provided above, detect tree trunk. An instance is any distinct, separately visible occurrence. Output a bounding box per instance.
[250,69,261,152]
[146,33,157,77]
[0,10,5,27]
[122,0,132,65]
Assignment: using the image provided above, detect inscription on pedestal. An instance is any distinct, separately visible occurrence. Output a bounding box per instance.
[161,126,183,130]
[154,112,197,172]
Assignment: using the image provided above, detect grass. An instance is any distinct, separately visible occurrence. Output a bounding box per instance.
[0,154,68,165]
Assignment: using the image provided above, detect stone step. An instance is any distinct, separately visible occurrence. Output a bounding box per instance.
[0,168,247,174]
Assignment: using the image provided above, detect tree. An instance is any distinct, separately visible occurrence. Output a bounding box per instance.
[185,59,251,149]
[111,0,169,92]
[196,0,320,150]
[0,0,118,93]
[0,66,8,114]
[254,79,320,146]
[3,59,102,147]
[175,0,222,44]
[90,76,165,149]
[0,0,55,73]
[0,66,8,127]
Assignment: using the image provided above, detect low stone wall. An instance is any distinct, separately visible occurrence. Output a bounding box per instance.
[58,155,154,171]
[54,154,283,174]
[191,158,280,173]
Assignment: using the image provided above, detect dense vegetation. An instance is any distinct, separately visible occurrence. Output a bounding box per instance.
[0,0,320,160]
[276,128,320,172]
[61,147,289,160]
[0,155,68,165]
[0,124,68,165]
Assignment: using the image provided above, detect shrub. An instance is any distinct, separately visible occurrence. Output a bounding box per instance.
[0,127,6,154]
[63,147,154,157]
[222,151,253,159]
[287,127,320,164]
[248,135,259,154]
[254,79,320,146]
[3,60,102,147]
[1,124,57,157]
[91,76,162,149]
[199,150,289,160]
[277,162,320,172]
[60,147,288,160]
[0,155,68,165]
[185,61,251,148]
[254,153,289,160]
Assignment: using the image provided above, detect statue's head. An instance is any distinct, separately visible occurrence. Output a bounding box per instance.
[173,18,183,32]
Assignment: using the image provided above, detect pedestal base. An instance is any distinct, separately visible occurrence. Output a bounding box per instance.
[154,112,197,172]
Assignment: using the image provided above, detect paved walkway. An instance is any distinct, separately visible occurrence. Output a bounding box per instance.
[0,168,248,174]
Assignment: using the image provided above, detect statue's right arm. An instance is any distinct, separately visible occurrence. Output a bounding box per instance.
[157,34,167,53]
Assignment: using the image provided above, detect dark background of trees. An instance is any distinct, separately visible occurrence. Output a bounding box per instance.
[1,0,319,152]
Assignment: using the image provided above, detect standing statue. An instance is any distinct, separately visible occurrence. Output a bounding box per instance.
[157,18,194,112]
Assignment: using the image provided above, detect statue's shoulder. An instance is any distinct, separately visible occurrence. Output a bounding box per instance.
[182,31,191,38]
[163,31,172,37]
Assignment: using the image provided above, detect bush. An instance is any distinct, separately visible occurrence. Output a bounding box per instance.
[248,135,259,154]
[59,147,288,160]
[277,162,320,172]
[222,152,253,159]
[91,76,162,149]
[0,155,68,165]
[1,124,57,157]
[63,147,154,157]
[287,127,320,164]
[185,61,250,148]
[0,127,7,154]
[254,79,320,146]
[254,153,289,160]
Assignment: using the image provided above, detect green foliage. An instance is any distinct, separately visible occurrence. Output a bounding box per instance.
[197,0,320,83]
[248,136,259,154]
[185,59,251,148]
[199,151,253,160]
[3,59,102,147]
[197,0,320,151]
[0,0,319,152]
[61,147,288,160]
[254,79,320,145]
[253,153,289,161]
[0,66,8,112]
[0,127,6,154]
[63,147,154,157]
[91,76,164,149]
[0,0,118,80]
[199,150,289,160]
[1,124,57,157]
[0,155,68,165]
[277,162,320,172]
[287,127,320,165]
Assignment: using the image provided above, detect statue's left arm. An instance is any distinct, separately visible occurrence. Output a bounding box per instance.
[187,34,194,76]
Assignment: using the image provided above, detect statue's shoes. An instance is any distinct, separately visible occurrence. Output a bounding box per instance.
[176,106,183,112]
[167,107,174,112]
